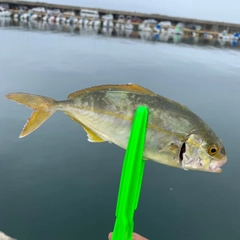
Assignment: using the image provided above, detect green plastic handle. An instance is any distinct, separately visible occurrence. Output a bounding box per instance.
[112,106,149,240]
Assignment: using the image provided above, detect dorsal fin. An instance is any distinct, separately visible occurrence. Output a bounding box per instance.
[68,83,155,99]
[65,113,105,142]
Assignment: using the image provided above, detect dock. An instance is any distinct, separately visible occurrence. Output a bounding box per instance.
[1,0,240,35]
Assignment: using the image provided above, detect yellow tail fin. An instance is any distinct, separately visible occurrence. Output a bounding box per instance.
[5,93,57,138]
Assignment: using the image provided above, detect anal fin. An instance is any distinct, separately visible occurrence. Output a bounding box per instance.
[82,124,105,142]
[65,113,105,142]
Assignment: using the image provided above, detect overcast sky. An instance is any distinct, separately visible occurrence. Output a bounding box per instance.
[28,0,238,23]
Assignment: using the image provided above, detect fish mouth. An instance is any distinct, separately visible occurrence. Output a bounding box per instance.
[209,157,228,173]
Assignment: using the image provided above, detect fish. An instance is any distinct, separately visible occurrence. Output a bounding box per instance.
[5,83,227,173]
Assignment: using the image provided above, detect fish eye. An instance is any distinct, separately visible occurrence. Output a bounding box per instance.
[208,145,219,156]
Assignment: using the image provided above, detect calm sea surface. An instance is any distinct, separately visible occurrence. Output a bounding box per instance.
[0,20,240,240]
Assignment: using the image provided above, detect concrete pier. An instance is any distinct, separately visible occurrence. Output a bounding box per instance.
[1,0,240,33]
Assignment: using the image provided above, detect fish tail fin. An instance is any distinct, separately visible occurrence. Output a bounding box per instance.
[5,93,57,138]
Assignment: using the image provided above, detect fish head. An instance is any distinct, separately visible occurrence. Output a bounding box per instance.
[179,132,227,173]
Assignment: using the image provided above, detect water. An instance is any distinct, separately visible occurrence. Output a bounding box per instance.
[0,20,240,240]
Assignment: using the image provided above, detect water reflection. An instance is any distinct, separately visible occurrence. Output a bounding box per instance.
[0,18,239,49]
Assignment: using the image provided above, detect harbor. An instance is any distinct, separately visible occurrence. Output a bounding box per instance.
[0,0,240,41]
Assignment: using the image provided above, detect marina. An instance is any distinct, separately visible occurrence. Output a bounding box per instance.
[1,18,239,49]
[0,0,240,40]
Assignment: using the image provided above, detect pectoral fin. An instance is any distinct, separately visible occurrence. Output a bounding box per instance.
[156,142,182,168]
[65,113,105,142]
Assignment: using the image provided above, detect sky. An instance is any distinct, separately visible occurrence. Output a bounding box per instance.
[27,0,239,23]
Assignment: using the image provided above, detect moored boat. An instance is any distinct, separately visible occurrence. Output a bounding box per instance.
[0,6,11,17]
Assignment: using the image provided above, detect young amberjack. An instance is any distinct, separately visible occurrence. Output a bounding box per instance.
[5,84,227,173]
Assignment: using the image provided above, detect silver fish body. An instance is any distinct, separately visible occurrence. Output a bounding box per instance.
[5,84,227,173]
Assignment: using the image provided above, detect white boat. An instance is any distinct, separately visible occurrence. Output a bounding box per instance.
[80,9,99,19]
[73,18,78,24]
[32,7,45,13]
[0,7,11,17]
[218,30,230,41]
[55,14,60,22]
[144,19,157,24]
[176,22,184,28]
[47,9,60,15]
[42,14,50,21]
[139,21,153,32]
[48,15,55,22]
[30,13,39,20]
[154,21,172,33]
[125,19,133,30]
[101,14,113,20]
[55,14,66,23]
[159,21,172,28]
[20,12,30,20]
[115,15,125,30]
[103,19,113,28]
[63,11,75,24]
[66,17,71,24]
[13,8,24,19]
[117,15,125,23]
[221,35,230,41]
